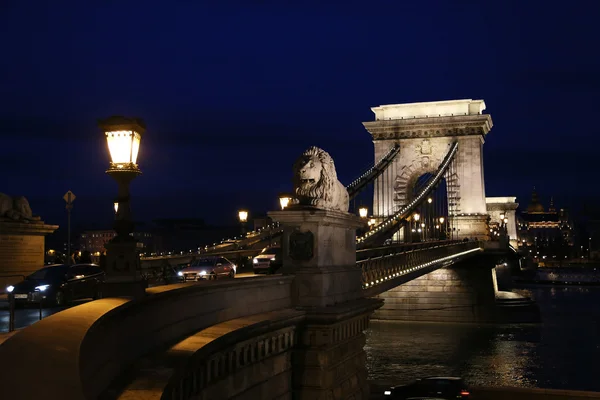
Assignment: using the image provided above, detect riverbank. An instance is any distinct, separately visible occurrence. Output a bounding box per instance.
[369,381,600,399]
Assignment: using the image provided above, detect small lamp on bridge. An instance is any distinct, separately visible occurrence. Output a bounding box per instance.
[238,209,249,236]
[358,206,368,219]
[113,202,119,214]
[279,194,292,210]
[413,213,420,221]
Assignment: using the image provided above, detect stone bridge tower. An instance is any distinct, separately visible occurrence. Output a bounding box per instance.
[363,99,493,240]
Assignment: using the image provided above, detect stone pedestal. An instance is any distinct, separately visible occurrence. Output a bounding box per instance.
[101,238,147,299]
[449,214,489,241]
[293,298,382,400]
[269,207,382,399]
[0,220,58,289]
[268,208,365,308]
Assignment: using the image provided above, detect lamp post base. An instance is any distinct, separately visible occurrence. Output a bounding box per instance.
[100,279,147,300]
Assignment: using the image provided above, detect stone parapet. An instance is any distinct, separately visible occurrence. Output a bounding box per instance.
[0,275,295,400]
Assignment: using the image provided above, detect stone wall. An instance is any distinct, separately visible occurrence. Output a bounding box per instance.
[0,275,295,400]
[0,220,57,290]
[373,262,496,323]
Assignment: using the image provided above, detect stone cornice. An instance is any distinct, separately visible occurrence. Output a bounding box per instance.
[0,221,59,235]
[487,203,519,212]
[363,114,492,140]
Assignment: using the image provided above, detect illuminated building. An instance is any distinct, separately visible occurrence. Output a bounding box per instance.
[517,188,573,260]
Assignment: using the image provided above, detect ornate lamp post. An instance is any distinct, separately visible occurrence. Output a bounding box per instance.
[99,116,147,298]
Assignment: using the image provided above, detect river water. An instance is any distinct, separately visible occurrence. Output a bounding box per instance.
[365,285,600,391]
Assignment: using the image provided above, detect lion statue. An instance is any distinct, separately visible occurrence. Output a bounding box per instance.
[0,193,39,222]
[292,146,349,212]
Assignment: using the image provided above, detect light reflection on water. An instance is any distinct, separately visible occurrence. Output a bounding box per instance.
[365,286,600,391]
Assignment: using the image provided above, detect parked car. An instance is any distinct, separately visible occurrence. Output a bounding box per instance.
[6,263,105,306]
[177,256,236,281]
[252,246,282,274]
[384,377,470,399]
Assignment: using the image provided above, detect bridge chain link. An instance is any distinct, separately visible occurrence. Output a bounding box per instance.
[359,241,481,290]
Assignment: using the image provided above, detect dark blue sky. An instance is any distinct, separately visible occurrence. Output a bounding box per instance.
[1,0,599,230]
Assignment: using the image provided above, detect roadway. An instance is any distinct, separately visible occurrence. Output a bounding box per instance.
[0,270,262,333]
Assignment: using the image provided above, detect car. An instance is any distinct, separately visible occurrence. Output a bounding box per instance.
[252,246,282,274]
[384,377,470,399]
[177,256,236,281]
[6,263,105,306]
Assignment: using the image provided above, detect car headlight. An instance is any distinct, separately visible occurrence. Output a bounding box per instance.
[270,257,276,261]
[253,258,258,264]
[6,285,14,293]
[177,271,183,276]
[35,285,50,292]
[384,390,391,396]
[199,271,207,276]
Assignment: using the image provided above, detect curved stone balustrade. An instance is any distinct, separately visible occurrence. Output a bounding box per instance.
[108,309,304,400]
[0,276,294,400]
[360,241,483,296]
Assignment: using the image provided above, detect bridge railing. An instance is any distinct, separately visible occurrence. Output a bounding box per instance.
[0,276,295,400]
[359,241,482,292]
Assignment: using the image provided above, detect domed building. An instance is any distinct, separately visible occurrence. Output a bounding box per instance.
[518,188,573,260]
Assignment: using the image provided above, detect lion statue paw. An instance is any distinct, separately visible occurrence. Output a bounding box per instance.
[292,146,349,212]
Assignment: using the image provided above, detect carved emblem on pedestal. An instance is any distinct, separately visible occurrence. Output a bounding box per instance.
[289,230,314,260]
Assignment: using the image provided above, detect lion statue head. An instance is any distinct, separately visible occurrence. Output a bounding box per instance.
[292,146,349,212]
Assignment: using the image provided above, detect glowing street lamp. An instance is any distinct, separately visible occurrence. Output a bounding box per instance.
[439,217,445,224]
[413,213,420,221]
[279,194,292,210]
[238,209,249,236]
[100,116,145,237]
[427,198,432,204]
[359,206,368,219]
[99,115,147,297]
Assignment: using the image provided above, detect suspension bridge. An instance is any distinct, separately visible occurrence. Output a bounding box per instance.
[0,99,528,400]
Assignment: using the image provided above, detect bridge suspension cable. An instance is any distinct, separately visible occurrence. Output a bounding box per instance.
[346,143,400,199]
[356,141,459,249]
[197,144,401,255]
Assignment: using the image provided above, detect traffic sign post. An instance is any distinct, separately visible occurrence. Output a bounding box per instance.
[63,191,76,265]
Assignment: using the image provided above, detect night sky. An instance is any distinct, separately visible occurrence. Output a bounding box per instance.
[1,1,599,231]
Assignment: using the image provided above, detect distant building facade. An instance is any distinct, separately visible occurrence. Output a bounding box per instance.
[517,188,573,260]
[80,230,154,256]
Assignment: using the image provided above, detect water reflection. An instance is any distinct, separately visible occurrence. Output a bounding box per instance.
[365,286,600,391]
